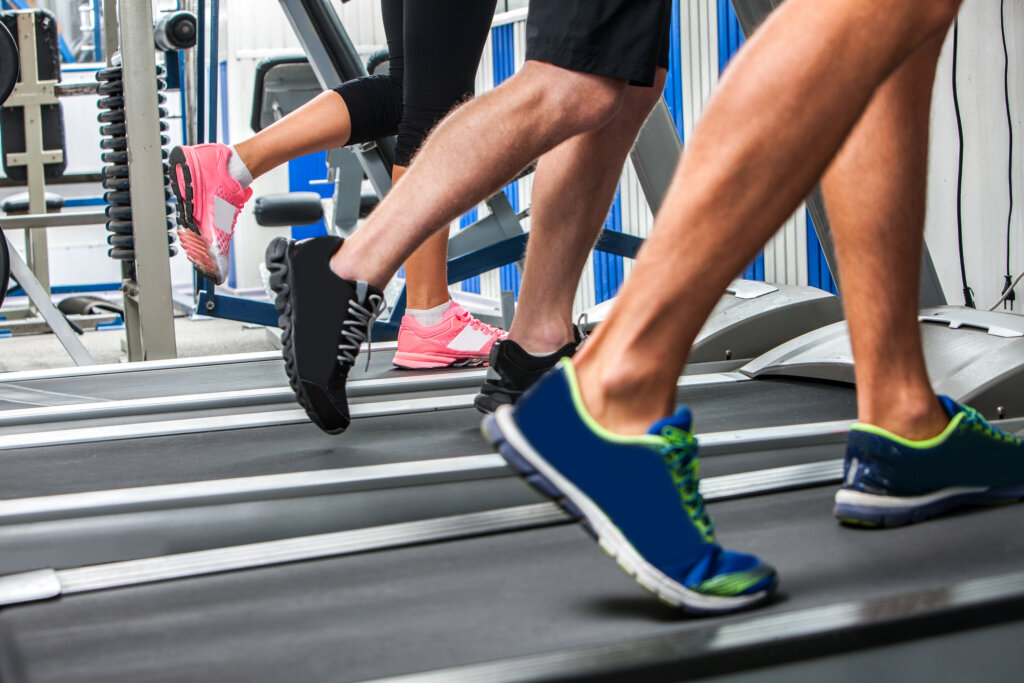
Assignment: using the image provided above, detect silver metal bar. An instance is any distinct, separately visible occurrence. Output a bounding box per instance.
[0,211,108,229]
[0,394,476,451]
[117,0,177,360]
[0,371,486,427]
[0,351,281,383]
[36,504,564,603]
[0,455,850,604]
[699,418,853,455]
[53,82,100,97]
[0,454,508,525]
[4,234,95,366]
[0,343,397,384]
[700,459,842,500]
[0,453,843,528]
[0,372,746,440]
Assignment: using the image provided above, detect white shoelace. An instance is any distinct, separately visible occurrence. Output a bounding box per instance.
[337,289,386,371]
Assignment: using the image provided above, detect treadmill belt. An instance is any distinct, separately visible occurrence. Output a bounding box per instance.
[2,485,1021,682]
[0,409,488,499]
[0,351,429,407]
[0,379,855,500]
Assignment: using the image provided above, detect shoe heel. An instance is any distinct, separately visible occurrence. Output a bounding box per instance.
[168,146,196,232]
[264,237,291,320]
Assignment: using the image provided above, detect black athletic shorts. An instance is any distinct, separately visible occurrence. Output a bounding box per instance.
[525,0,672,87]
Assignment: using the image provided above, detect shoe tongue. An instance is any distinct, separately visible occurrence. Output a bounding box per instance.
[937,395,964,419]
[646,405,693,437]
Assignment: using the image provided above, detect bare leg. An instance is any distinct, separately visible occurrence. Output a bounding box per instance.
[823,38,948,440]
[393,164,453,310]
[235,95,451,311]
[234,91,353,180]
[331,61,629,287]
[572,0,963,435]
[510,70,669,353]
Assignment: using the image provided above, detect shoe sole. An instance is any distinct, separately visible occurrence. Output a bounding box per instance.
[483,408,775,615]
[834,485,1024,528]
[169,146,225,285]
[473,389,513,415]
[265,236,347,435]
[392,351,487,370]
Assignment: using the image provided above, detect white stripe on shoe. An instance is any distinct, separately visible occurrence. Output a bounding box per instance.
[447,324,495,352]
[213,195,239,235]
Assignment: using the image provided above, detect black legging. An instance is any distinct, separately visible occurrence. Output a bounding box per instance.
[334,0,497,167]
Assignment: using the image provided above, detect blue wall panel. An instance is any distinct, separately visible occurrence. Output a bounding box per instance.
[460,208,481,293]
[594,191,625,303]
[492,24,522,299]
[664,1,685,140]
[806,212,839,293]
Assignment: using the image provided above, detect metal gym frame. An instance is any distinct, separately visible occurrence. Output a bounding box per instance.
[0,10,94,365]
[1,3,178,362]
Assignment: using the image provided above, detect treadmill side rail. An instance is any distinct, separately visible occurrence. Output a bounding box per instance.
[741,306,1024,420]
[0,568,61,606]
[578,281,843,364]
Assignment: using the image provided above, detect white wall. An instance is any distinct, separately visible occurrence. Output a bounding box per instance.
[928,0,1023,310]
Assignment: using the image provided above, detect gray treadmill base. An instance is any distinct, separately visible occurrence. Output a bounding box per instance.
[741,306,1024,419]
[579,280,843,363]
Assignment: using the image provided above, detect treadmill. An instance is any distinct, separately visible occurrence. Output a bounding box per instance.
[0,340,1021,681]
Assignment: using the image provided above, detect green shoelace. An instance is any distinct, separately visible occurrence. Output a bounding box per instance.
[658,425,716,543]
[961,406,1022,446]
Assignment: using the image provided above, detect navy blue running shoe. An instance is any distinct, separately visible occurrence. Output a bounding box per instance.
[482,359,777,614]
[265,236,385,434]
[834,395,1024,527]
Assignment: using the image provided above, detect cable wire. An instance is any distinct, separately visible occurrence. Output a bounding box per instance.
[1000,0,1015,309]
[952,19,976,308]
[989,270,1024,311]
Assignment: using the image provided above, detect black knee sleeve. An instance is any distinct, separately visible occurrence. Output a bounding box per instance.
[333,73,403,147]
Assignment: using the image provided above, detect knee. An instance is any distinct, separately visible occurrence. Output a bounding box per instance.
[521,61,627,134]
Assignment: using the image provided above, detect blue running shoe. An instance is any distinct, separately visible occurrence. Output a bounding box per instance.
[482,359,777,615]
[834,396,1024,527]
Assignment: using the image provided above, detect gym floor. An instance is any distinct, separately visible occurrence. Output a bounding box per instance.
[0,317,277,372]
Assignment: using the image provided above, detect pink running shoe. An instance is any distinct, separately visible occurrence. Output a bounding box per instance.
[393,302,507,369]
[169,143,253,285]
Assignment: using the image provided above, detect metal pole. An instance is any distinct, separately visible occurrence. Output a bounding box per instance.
[208,0,219,143]
[100,0,145,360]
[180,0,198,147]
[11,12,55,297]
[116,0,177,359]
[91,0,104,61]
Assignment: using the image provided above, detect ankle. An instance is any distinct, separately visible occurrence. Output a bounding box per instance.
[405,291,451,312]
[231,141,261,181]
[508,321,575,356]
[574,357,674,437]
[858,392,949,441]
[329,244,385,288]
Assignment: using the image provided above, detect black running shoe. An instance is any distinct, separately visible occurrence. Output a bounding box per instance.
[473,331,580,414]
[265,236,385,434]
